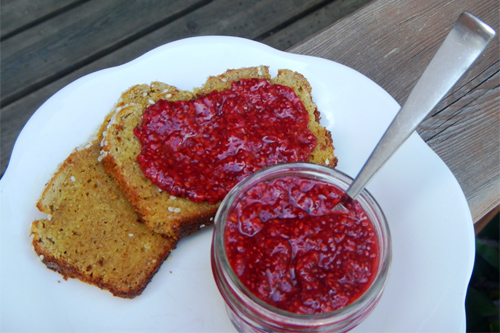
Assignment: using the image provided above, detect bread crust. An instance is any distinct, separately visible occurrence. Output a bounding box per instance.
[101,66,337,238]
[31,231,171,298]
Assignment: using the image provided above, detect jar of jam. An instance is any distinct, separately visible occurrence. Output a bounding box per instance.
[211,163,391,332]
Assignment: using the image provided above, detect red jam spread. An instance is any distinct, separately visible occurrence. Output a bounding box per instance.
[224,176,379,314]
[134,79,317,204]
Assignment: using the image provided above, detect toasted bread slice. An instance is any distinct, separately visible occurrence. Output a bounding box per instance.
[100,66,337,238]
[31,141,176,298]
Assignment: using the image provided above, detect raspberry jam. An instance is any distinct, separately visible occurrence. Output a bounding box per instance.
[224,176,378,314]
[211,163,391,332]
[134,79,317,204]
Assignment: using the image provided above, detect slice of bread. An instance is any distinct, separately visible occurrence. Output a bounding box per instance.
[31,141,177,298]
[100,66,337,238]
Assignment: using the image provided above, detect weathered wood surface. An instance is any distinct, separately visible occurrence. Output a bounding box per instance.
[1,0,498,225]
[0,0,85,39]
[0,0,370,177]
[290,0,499,224]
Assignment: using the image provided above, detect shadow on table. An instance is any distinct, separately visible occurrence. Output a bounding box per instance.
[466,213,499,332]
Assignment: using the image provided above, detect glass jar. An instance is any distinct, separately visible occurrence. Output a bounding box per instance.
[211,162,391,332]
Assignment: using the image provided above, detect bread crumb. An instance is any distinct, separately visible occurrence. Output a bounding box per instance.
[167,207,181,213]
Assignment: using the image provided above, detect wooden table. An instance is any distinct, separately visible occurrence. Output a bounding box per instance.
[1,0,498,228]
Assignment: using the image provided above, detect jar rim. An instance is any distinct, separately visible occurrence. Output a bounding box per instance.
[213,162,392,322]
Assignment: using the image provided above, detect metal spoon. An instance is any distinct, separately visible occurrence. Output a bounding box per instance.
[337,11,496,209]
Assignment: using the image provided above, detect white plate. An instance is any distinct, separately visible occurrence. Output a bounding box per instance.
[0,36,474,332]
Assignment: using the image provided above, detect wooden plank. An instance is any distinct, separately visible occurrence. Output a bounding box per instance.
[420,62,499,223]
[262,0,372,50]
[474,205,499,234]
[0,0,334,176]
[1,0,208,106]
[289,0,500,223]
[1,0,329,107]
[0,0,86,39]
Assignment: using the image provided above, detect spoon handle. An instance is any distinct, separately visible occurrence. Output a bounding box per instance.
[346,11,496,200]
